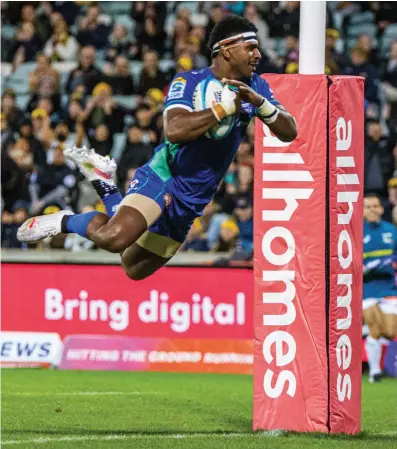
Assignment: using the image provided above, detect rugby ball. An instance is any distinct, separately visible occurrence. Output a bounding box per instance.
[192,77,235,140]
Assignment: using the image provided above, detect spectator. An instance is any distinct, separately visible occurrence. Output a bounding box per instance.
[137,50,168,96]
[244,3,269,50]
[20,3,51,43]
[382,40,397,134]
[1,113,13,149]
[79,82,125,141]
[1,88,24,133]
[205,3,223,44]
[44,19,79,62]
[131,2,167,34]
[49,122,76,156]
[364,120,394,196]
[65,45,103,94]
[177,36,208,69]
[237,164,254,194]
[88,124,113,157]
[213,219,239,252]
[17,118,46,168]
[29,53,60,97]
[138,17,167,57]
[325,28,347,75]
[283,34,299,69]
[267,1,300,38]
[384,177,397,222]
[372,1,397,33]
[29,147,77,215]
[234,194,254,252]
[9,22,42,70]
[344,47,380,104]
[31,108,54,149]
[6,138,35,175]
[66,96,85,132]
[104,56,135,95]
[1,153,30,248]
[356,34,381,68]
[174,54,193,75]
[172,17,192,57]
[134,103,159,143]
[76,3,111,49]
[117,124,154,188]
[42,1,81,27]
[236,138,254,165]
[105,24,134,62]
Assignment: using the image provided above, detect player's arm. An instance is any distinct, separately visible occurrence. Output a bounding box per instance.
[164,85,239,144]
[223,78,297,142]
[164,108,219,144]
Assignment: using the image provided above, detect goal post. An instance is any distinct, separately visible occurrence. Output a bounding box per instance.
[253,2,364,433]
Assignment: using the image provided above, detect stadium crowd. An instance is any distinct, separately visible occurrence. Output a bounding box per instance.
[1,1,397,257]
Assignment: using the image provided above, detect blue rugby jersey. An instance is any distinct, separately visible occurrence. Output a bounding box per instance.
[363,219,397,299]
[148,68,280,207]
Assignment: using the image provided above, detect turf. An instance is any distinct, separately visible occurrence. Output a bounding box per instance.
[1,370,396,448]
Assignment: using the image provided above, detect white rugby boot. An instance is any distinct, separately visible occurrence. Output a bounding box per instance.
[64,145,117,184]
[17,210,74,243]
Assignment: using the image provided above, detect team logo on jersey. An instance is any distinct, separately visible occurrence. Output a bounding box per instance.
[129,179,139,190]
[168,77,187,100]
[163,193,172,208]
[382,232,393,244]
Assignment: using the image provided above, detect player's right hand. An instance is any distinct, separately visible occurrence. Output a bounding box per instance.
[221,85,241,116]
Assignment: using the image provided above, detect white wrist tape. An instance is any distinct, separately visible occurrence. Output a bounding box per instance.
[211,85,237,122]
[257,97,279,124]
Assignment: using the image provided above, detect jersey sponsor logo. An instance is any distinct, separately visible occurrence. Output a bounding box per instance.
[163,193,172,208]
[363,235,371,244]
[168,77,187,100]
[129,179,139,190]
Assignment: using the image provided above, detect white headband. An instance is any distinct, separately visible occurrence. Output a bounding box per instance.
[212,31,258,54]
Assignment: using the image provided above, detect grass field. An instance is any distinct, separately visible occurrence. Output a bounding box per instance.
[1,369,396,448]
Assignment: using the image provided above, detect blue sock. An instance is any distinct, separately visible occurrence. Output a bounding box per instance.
[63,211,102,238]
[91,180,123,218]
[102,192,123,218]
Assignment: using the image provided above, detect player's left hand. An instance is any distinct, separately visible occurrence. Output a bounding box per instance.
[221,79,263,108]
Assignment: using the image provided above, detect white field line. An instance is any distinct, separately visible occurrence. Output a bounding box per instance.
[1,432,272,446]
[3,391,162,396]
[4,431,396,446]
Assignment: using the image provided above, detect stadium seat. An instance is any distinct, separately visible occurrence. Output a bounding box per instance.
[15,94,30,111]
[348,11,375,26]
[165,14,176,37]
[110,132,127,161]
[347,23,377,38]
[176,2,198,14]
[129,61,143,84]
[380,37,395,56]
[100,1,132,16]
[159,60,175,73]
[1,63,12,77]
[5,63,36,95]
[1,24,15,41]
[113,95,138,110]
[384,23,397,40]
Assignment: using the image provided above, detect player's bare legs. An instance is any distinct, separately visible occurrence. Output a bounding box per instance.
[380,297,397,341]
[17,146,168,280]
[121,243,169,280]
[363,303,384,382]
